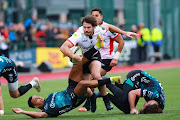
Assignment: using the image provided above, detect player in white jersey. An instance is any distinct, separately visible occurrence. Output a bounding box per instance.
[61,15,114,111]
[61,15,137,111]
[78,8,125,111]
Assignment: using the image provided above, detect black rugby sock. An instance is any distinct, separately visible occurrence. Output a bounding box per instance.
[18,84,32,96]
[98,78,111,86]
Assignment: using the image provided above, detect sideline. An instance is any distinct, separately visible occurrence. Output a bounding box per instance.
[1,60,180,85]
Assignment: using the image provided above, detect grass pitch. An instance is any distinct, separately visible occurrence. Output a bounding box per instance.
[0,67,180,120]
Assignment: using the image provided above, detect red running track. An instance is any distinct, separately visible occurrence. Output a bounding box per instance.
[1,60,180,85]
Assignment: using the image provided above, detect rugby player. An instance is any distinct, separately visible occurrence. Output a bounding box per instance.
[61,15,137,111]
[0,56,41,115]
[60,15,114,111]
[106,70,165,114]
[12,76,121,118]
[79,8,125,111]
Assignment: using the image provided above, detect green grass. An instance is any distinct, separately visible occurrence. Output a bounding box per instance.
[0,67,180,120]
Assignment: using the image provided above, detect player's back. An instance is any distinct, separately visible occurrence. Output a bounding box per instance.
[0,56,15,72]
[42,89,73,117]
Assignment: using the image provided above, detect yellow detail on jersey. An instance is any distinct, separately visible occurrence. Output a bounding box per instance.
[73,34,78,37]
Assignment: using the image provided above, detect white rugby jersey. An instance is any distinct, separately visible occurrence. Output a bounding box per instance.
[99,22,120,59]
[68,25,107,54]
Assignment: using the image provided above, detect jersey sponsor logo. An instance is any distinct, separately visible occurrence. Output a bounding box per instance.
[8,73,14,82]
[131,73,140,81]
[141,77,150,83]
[70,93,76,99]
[50,92,57,108]
[82,39,88,42]
[134,82,139,88]
[2,68,13,73]
[143,89,147,96]
[58,105,72,115]
[44,103,48,110]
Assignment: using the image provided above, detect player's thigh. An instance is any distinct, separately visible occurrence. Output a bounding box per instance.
[8,81,19,97]
[100,68,107,76]
[89,60,101,78]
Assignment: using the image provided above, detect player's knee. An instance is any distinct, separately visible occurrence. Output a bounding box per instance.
[10,93,19,98]
[79,80,88,87]
[91,73,101,80]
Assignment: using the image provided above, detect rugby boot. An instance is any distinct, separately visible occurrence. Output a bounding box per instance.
[31,77,41,92]
[103,95,113,111]
[78,98,90,111]
[110,76,121,83]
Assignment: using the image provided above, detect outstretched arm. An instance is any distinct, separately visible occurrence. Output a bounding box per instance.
[108,24,137,38]
[110,35,124,67]
[12,108,48,118]
[128,89,141,114]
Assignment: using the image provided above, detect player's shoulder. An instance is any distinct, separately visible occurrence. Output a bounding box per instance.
[102,21,109,26]
[70,26,84,39]
[94,25,107,35]
[75,26,84,34]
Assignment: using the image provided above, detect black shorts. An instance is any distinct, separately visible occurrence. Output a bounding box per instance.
[83,47,101,61]
[83,59,112,74]
[83,51,102,74]
[2,66,18,83]
[101,59,113,72]
[67,79,86,107]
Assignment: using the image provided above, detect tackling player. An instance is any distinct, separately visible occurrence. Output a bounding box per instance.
[0,56,41,115]
[106,70,165,114]
[12,76,121,118]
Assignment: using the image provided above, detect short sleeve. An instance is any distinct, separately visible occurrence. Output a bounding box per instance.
[68,29,82,46]
[108,31,120,39]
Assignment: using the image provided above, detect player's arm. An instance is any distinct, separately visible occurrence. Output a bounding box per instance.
[128,89,141,114]
[110,35,124,67]
[108,24,137,38]
[60,40,82,62]
[12,108,48,118]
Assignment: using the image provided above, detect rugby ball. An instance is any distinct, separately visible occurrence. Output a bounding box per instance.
[69,46,83,63]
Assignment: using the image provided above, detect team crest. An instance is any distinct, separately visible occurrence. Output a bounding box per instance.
[100,25,105,30]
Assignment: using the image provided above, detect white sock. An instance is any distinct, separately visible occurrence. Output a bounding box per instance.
[110,77,113,83]
[0,110,4,115]
[29,81,36,87]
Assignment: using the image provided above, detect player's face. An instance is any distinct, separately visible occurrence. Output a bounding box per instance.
[91,11,103,25]
[32,96,45,107]
[143,100,158,109]
[83,22,95,36]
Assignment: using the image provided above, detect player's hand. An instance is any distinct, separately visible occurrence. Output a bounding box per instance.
[124,32,138,38]
[110,59,118,67]
[130,108,139,114]
[63,54,67,57]
[12,108,23,114]
[73,54,83,62]
[96,34,105,48]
